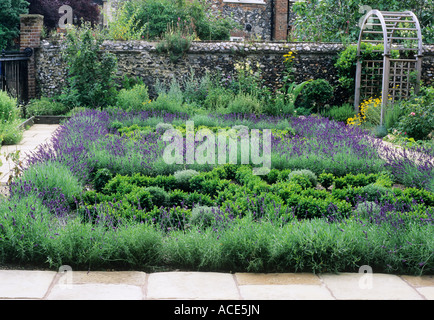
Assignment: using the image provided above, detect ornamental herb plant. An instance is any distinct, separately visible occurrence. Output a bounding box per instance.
[156,19,194,63]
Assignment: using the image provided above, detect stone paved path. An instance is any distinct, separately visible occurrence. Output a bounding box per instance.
[0,124,59,195]
[0,270,433,300]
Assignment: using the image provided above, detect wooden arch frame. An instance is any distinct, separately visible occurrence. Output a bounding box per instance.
[354,10,423,126]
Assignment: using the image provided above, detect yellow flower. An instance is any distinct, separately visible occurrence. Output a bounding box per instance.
[283,51,295,63]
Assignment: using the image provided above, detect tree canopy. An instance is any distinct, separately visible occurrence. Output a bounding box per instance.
[0,0,29,50]
[292,0,434,44]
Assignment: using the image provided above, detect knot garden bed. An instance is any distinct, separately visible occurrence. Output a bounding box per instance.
[0,109,433,275]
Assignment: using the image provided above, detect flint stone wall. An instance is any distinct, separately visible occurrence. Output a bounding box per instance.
[35,40,434,105]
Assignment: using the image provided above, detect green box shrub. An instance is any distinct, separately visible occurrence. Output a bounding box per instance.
[288,169,318,188]
[174,169,200,191]
[318,172,335,189]
[93,168,113,192]
[145,186,169,207]
[295,79,334,113]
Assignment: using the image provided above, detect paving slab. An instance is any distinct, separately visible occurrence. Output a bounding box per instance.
[46,283,144,300]
[400,275,434,287]
[415,287,434,300]
[235,273,321,285]
[46,271,146,300]
[400,275,434,300]
[65,271,147,286]
[235,273,333,300]
[0,270,56,299]
[319,273,424,300]
[238,284,334,300]
[147,272,240,300]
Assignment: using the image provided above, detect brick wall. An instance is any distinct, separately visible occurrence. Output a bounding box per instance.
[273,0,288,41]
[19,14,44,100]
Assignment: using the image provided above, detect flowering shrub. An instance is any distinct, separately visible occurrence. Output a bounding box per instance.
[395,87,434,141]
[347,96,382,126]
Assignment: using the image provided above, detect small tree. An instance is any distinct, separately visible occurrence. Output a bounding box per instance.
[60,23,118,109]
[0,0,29,50]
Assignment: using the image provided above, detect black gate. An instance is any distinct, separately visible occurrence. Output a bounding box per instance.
[0,47,33,105]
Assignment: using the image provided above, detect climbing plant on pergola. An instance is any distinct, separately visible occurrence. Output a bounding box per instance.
[354,10,423,126]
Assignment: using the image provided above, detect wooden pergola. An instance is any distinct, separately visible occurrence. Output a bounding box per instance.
[354,10,423,126]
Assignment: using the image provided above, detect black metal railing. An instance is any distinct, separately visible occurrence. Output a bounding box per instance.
[0,47,33,105]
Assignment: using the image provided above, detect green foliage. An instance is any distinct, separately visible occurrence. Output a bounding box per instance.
[115,0,186,40]
[93,168,113,193]
[395,86,434,140]
[384,102,405,130]
[229,60,270,100]
[225,93,263,115]
[103,173,177,195]
[60,23,118,109]
[291,0,433,44]
[145,186,169,207]
[18,161,83,206]
[359,184,392,202]
[288,170,318,189]
[116,84,150,112]
[188,1,240,41]
[107,0,237,41]
[155,20,194,63]
[373,125,388,138]
[203,86,234,111]
[353,201,381,218]
[0,0,29,50]
[318,172,335,190]
[278,81,312,115]
[0,91,21,144]
[189,206,220,229]
[25,97,70,116]
[0,121,23,145]
[285,193,352,219]
[334,173,379,189]
[107,0,147,40]
[0,91,18,122]
[174,169,200,191]
[322,103,355,123]
[335,43,399,93]
[180,70,212,106]
[295,79,334,113]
